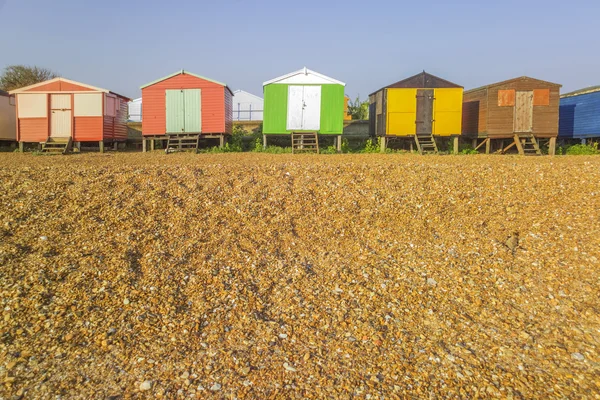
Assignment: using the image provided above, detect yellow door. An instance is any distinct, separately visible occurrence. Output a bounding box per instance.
[386,89,417,135]
[433,88,462,136]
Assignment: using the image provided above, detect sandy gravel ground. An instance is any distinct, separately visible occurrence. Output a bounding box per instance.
[0,153,599,398]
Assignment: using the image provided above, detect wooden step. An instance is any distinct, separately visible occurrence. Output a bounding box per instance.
[291,132,319,154]
[41,137,71,154]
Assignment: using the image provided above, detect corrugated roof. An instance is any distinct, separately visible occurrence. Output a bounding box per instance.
[465,76,562,94]
[140,70,233,95]
[560,85,600,98]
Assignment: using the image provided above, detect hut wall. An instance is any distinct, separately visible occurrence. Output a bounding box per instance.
[462,88,488,135]
[559,91,600,139]
[142,74,227,136]
[0,93,16,141]
[486,78,559,138]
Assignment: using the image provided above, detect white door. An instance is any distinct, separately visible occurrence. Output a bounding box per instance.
[286,86,322,131]
[302,86,321,130]
[286,86,304,130]
[50,94,72,138]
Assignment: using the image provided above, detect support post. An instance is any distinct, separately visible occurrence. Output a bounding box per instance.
[453,136,459,155]
[113,142,118,151]
[150,139,155,151]
[581,138,587,145]
[485,138,491,154]
[337,135,342,152]
[99,141,104,154]
[142,139,147,153]
[513,135,525,155]
[549,137,556,156]
[263,134,267,149]
[409,140,414,153]
[219,135,225,148]
[18,142,24,153]
[380,136,387,153]
[76,142,81,152]
[472,138,477,148]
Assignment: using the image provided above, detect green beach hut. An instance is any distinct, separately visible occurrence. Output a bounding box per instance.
[262,67,346,152]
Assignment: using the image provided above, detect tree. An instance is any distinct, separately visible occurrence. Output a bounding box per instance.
[347,95,369,120]
[0,65,59,91]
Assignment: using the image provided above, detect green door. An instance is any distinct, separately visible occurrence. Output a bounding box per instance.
[166,90,185,133]
[184,89,201,133]
[166,89,202,133]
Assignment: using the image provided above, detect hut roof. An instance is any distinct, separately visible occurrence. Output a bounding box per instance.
[140,70,233,95]
[263,67,345,87]
[370,71,462,95]
[465,76,562,94]
[8,77,130,100]
[560,85,600,98]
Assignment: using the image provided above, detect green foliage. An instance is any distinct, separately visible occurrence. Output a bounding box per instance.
[0,65,58,91]
[347,95,369,120]
[361,138,380,153]
[259,146,293,154]
[458,144,479,155]
[564,142,599,155]
[341,139,350,153]
[320,145,339,154]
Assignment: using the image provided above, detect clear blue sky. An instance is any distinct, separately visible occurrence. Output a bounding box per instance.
[1,0,598,100]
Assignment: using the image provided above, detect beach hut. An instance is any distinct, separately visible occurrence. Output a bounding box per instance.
[262,67,346,153]
[0,90,16,143]
[140,70,233,152]
[232,90,263,121]
[559,86,600,142]
[369,71,463,154]
[9,78,130,153]
[462,76,561,155]
[128,97,142,122]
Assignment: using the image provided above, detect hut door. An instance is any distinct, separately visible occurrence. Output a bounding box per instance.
[166,90,185,133]
[183,89,201,133]
[415,89,434,134]
[514,91,533,132]
[50,94,72,138]
[286,86,321,130]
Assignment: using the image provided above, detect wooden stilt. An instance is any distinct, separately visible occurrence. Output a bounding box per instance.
[513,135,525,155]
[549,137,556,156]
[453,136,459,155]
[409,140,414,153]
[219,135,225,148]
[471,138,477,148]
[263,135,267,149]
[113,142,118,151]
[76,142,81,152]
[18,142,24,152]
[150,139,155,151]
[142,139,147,153]
[581,138,587,145]
[99,141,104,153]
[337,135,342,152]
[380,136,387,153]
[485,138,491,154]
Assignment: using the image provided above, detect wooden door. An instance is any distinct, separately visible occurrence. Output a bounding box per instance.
[50,94,72,138]
[301,86,321,130]
[415,89,434,134]
[514,91,533,132]
[183,89,201,133]
[166,89,185,133]
[286,86,304,130]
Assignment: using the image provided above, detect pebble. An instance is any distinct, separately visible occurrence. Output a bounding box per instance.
[427,278,437,286]
[39,236,48,241]
[279,333,288,339]
[210,383,221,391]
[571,352,585,361]
[123,298,130,305]
[139,380,152,391]
[283,362,297,372]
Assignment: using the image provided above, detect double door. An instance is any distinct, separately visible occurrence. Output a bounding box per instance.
[286,86,321,131]
[166,89,202,133]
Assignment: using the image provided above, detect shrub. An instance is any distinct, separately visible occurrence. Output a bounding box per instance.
[565,143,599,155]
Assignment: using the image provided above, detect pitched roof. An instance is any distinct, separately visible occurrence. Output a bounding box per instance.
[465,76,562,94]
[140,70,233,94]
[232,90,263,101]
[8,77,130,100]
[370,71,462,95]
[561,85,600,98]
[263,67,345,86]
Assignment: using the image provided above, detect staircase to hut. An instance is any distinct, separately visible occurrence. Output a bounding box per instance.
[165,133,201,153]
[291,132,319,154]
[41,137,72,154]
[414,133,438,155]
[516,134,542,155]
